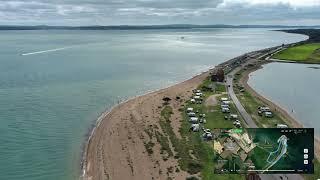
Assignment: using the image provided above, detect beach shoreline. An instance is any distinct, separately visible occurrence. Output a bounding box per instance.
[82,44,319,180]
[81,67,213,179]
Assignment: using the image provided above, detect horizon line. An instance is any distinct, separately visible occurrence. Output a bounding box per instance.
[1,24,320,27]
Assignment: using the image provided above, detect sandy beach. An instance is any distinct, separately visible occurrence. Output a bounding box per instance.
[83,49,319,180]
[83,69,210,180]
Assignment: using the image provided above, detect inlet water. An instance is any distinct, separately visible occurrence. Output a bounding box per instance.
[248,62,320,136]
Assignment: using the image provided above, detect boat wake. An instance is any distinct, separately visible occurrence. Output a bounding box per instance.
[21,47,71,56]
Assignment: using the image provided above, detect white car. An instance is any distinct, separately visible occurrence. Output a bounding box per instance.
[221,104,229,109]
[202,132,213,140]
[222,100,231,105]
[233,120,241,125]
[187,112,196,117]
[222,107,230,113]
[186,107,194,113]
[220,97,229,101]
[189,117,199,123]
[194,96,201,99]
[233,121,241,127]
[230,114,238,119]
[264,111,273,118]
[276,124,288,128]
[190,124,200,132]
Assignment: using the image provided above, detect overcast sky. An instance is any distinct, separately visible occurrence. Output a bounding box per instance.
[0,0,319,26]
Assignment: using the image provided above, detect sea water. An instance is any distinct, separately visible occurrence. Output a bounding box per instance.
[0,29,306,180]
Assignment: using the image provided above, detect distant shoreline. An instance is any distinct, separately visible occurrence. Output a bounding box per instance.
[1,24,320,31]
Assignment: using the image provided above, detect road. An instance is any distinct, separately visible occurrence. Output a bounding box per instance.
[225,50,304,180]
[226,65,258,128]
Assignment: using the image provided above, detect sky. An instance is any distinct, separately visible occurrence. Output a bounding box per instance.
[0,0,319,26]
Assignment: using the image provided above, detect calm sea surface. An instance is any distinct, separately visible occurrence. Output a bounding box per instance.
[0,29,306,180]
[248,62,320,136]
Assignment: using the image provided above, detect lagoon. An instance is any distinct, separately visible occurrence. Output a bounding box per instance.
[248,62,320,136]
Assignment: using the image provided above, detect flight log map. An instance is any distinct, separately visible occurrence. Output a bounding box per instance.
[213,128,314,174]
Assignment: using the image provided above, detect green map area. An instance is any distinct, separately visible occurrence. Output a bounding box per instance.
[213,128,314,174]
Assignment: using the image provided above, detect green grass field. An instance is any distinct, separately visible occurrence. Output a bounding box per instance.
[157,77,246,180]
[154,74,320,179]
[272,43,320,63]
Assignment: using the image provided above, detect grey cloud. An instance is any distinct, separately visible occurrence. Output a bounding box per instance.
[0,0,319,25]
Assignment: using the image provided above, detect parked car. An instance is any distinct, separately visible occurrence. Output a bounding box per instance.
[189,117,198,124]
[230,114,238,119]
[190,124,200,132]
[264,111,273,118]
[276,124,288,128]
[186,107,193,113]
[187,112,196,117]
[222,107,230,113]
[221,104,230,109]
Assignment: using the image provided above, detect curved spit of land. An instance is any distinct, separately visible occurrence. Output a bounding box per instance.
[83,29,320,180]
[225,46,305,180]
[264,135,288,172]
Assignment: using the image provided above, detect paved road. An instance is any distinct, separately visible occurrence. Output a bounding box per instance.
[226,66,258,128]
[226,50,304,180]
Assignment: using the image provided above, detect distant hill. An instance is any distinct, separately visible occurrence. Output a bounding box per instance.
[279,29,320,42]
[0,24,319,30]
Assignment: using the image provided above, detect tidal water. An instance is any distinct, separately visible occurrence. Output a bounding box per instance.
[248,62,320,136]
[0,29,306,180]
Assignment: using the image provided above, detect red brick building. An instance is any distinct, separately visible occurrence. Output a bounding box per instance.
[211,68,225,82]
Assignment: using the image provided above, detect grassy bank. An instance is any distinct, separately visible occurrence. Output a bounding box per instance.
[157,77,245,179]
[272,43,320,63]
[233,70,287,128]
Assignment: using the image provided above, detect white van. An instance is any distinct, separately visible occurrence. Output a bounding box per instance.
[220,97,229,101]
[189,117,199,123]
[186,107,194,113]
[276,124,288,128]
[230,114,238,119]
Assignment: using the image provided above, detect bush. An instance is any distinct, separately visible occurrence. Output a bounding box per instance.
[187,161,203,174]
[186,176,199,180]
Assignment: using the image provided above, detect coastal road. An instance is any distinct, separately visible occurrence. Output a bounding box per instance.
[226,51,304,180]
[226,65,258,128]
[226,48,283,127]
